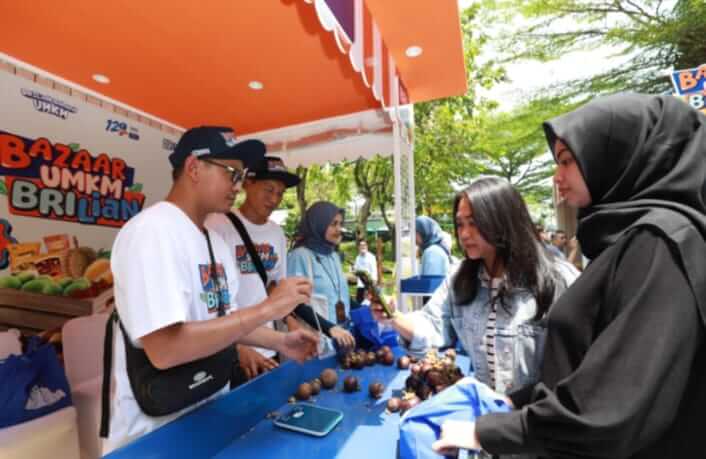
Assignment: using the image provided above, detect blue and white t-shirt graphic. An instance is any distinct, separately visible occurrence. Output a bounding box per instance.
[235,243,279,275]
[198,263,231,312]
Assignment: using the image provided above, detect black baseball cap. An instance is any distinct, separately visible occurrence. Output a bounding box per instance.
[247,156,301,188]
[168,126,265,169]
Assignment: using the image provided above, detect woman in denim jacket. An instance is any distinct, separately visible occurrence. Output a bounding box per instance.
[374,177,578,395]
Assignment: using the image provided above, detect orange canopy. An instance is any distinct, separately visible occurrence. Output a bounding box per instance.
[0,1,467,134]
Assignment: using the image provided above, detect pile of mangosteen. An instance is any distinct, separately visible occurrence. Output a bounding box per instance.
[386,349,463,414]
[289,347,463,414]
[338,345,395,369]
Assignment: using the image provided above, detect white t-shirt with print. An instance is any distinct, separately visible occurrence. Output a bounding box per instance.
[206,209,287,357]
[104,201,239,454]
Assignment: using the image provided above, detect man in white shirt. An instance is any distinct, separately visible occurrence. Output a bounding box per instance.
[207,157,354,380]
[106,127,317,453]
[353,240,377,303]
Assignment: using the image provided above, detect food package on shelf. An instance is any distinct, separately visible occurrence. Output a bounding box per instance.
[8,243,41,272]
[42,234,71,254]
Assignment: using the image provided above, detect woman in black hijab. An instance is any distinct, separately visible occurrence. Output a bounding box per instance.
[433,93,706,458]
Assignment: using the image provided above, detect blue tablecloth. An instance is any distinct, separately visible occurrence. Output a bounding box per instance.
[105,349,470,459]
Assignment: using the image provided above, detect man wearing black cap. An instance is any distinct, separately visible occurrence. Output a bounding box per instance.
[106,128,317,452]
[207,157,354,380]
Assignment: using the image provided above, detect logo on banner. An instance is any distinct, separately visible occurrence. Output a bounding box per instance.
[106,119,140,141]
[671,65,706,95]
[0,131,146,228]
[21,89,78,120]
[670,64,706,115]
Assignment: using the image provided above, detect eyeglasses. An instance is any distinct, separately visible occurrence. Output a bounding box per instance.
[199,158,245,184]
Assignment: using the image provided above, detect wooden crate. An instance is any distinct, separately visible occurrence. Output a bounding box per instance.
[0,288,113,334]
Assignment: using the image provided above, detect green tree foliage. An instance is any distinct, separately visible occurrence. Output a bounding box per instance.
[413,4,506,217]
[469,96,581,202]
[482,0,706,97]
[352,156,393,241]
[280,162,355,237]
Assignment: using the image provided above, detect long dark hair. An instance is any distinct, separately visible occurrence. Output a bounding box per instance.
[452,177,565,319]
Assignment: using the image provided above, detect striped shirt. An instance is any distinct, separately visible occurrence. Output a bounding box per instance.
[480,267,505,389]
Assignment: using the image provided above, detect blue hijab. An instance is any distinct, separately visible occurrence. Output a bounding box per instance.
[295,201,344,255]
[416,216,450,255]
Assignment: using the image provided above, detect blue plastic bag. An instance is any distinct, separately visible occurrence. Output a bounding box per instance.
[349,305,398,350]
[399,376,511,459]
[0,336,72,428]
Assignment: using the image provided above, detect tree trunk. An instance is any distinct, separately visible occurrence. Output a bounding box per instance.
[375,237,384,286]
[296,166,308,217]
[379,199,396,259]
[356,198,372,242]
[353,159,373,243]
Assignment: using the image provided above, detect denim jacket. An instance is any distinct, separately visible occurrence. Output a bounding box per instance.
[408,261,578,394]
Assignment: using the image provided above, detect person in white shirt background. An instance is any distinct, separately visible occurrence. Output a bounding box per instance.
[353,239,378,303]
[106,127,318,453]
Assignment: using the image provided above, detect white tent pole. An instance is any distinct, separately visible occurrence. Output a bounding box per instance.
[392,113,403,311]
[389,64,406,311]
[406,111,418,277]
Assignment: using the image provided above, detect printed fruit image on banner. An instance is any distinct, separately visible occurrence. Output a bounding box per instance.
[0,233,113,298]
[0,129,145,228]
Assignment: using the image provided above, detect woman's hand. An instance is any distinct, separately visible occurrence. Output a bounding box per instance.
[370,296,398,324]
[329,326,356,349]
[370,297,415,342]
[432,420,481,456]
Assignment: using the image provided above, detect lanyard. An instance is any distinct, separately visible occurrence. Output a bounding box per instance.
[315,254,343,303]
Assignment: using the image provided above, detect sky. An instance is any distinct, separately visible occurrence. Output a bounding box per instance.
[453,0,626,222]
[458,0,630,110]
[481,48,629,110]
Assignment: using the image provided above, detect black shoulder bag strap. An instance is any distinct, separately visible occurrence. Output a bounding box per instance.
[225,211,268,288]
[226,212,326,335]
[100,229,229,438]
[100,310,117,438]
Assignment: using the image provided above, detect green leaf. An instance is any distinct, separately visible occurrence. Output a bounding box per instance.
[0,179,6,196]
[128,183,143,193]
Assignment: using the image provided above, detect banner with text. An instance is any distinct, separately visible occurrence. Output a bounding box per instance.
[0,70,180,274]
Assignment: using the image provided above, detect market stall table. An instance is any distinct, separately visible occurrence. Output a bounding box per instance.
[105,348,470,459]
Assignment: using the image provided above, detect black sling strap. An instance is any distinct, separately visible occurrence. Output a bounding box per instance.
[225,212,335,338]
[100,229,228,438]
[225,211,268,288]
[99,310,116,438]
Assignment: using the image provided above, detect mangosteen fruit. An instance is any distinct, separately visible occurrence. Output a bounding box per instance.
[343,376,360,393]
[369,381,384,399]
[382,351,395,366]
[310,379,322,395]
[397,355,411,369]
[295,382,312,400]
[386,397,401,412]
[320,368,338,389]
